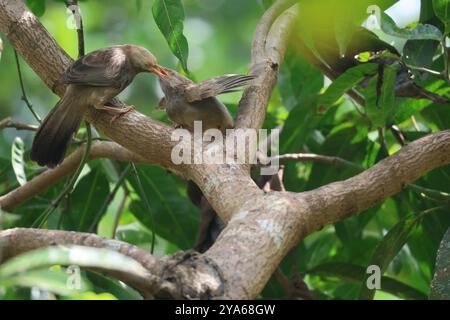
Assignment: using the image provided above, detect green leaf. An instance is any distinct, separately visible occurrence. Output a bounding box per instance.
[319,63,378,107]
[429,227,450,299]
[128,165,199,249]
[308,262,427,300]
[333,1,367,56]
[381,13,443,41]
[364,64,397,127]
[62,168,110,232]
[0,209,20,229]
[258,0,275,10]
[152,0,189,72]
[433,0,450,34]
[116,223,153,247]
[25,0,46,17]
[11,137,27,186]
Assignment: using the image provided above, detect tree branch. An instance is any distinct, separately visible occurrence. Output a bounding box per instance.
[0,228,225,299]
[236,1,298,130]
[292,130,450,235]
[0,116,38,131]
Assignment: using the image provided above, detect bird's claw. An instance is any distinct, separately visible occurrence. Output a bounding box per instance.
[172,123,183,129]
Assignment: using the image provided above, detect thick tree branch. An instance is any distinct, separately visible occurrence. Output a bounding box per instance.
[236,1,298,130]
[294,130,450,235]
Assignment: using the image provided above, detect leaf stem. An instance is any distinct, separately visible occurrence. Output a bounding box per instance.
[33,123,93,228]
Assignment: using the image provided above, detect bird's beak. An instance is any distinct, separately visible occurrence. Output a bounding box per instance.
[149,65,169,77]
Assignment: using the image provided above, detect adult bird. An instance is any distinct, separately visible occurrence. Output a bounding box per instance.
[157,68,255,132]
[30,44,167,168]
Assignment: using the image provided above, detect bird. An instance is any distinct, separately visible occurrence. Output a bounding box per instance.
[157,68,255,132]
[30,44,168,168]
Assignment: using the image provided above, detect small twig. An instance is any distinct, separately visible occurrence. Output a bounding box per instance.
[409,184,450,203]
[0,118,109,146]
[72,137,109,145]
[13,51,41,123]
[0,117,10,129]
[0,117,38,131]
[274,268,293,298]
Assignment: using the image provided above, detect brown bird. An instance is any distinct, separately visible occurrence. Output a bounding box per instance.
[31,44,167,168]
[157,68,255,131]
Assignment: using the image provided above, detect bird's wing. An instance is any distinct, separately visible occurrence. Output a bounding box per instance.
[184,74,255,102]
[59,47,131,88]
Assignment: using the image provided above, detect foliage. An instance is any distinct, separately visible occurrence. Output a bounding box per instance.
[0,0,449,300]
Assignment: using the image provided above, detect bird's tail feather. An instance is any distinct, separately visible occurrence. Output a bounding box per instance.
[219,75,256,94]
[30,94,86,168]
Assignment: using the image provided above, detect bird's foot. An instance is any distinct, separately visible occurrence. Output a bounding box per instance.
[109,105,135,124]
[172,123,183,130]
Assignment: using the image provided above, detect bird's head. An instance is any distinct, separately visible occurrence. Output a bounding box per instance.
[157,67,192,96]
[126,45,168,77]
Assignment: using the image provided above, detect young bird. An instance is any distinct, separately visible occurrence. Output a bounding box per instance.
[157,68,255,132]
[31,44,167,168]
